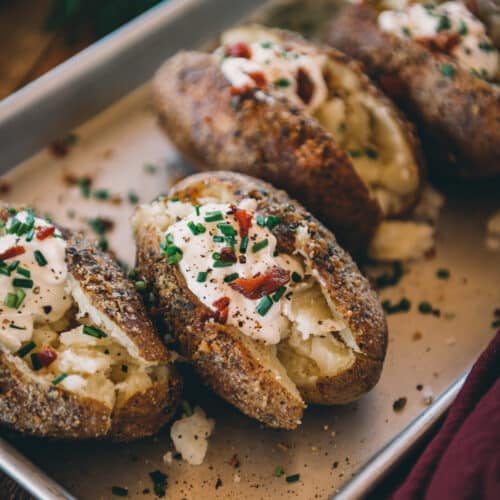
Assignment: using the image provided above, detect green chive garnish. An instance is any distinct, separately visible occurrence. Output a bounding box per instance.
[286,473,300,483]
[217,223,236,236]
[365,147,378,159]
[197,271,208,282]
[181,400,193,417]
[401,27,411,37]
[261,41,273,48]
[204,211,223,222]
[212,252,221,261]
[458,21,467,36]
[256,295,273,316]
[291,272,302,282]
[128,191,139,204]
[34,250,48,266]
[0,267,10,276]
[478,41,494,52]
[272,286,286,302]
[12,278,33,288]
[188,221,206,235]
[256,215,266,227]
[252,239,268,253]
[195,205,201,216]
[51,373,68,385]
[273,466,284,477]
[17,267,31,278]
[134,280,147,291]
[441,63,455,78]
[266,215,281,230]
[274,78,291,87]
[7,208,16,215]
[167,250,182,265]
[30,353,41,371]
[348,149,363,158]
[8,260,19,272]
[436,268,450,280]
[16,341,36,357]
[213,236,225,243]
[224,272,239,283]
[25,228,35,242]
[111,486,129,497]
[15,289,26,307]
[83,325,107,338]
[239,236,249,254]
[10,323,26,330]
[213,261,233,268]
[93,189,109,200]
[436,15,451,32]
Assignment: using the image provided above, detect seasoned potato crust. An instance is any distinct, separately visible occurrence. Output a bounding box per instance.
[326,3,500,177]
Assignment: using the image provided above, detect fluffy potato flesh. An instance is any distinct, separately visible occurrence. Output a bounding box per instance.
[220,26,420,216]
[133,198,361,401]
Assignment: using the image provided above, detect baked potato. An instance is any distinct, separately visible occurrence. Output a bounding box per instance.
[132,172,387,430]
[0,204,181,441]
[326,2,500,177]
[152,24,424,254]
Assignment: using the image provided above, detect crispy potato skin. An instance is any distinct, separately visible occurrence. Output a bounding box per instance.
[134,172,387,417]
[326,4,500,178]
[153,50,382,255]
[0,205,181,441]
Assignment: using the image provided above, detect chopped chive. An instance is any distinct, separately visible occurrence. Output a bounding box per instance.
[261,41,273,48]
[197,271,208,282]
[51,373,68,385]
[365,147,378,159]
[256,214,266,227]
[93,189,109,200]
[83,325,107,338]
[204,211,223,222]
[134,280,147,291]
[274,77,291,87]
[144,163,158,174]
[213,236,225,243]
[256,295,273,316]
[30,353,42,371]
[252,239,269,253]
[458,21,468,36]
[239,236,249,254]
[167,251,182,265]
[8,260,19,272]
[213,260,233,268]
[166,233,174,244]
[292,272,302,282]
[401,26,411,37]
[418,301,433,314]
[266,215,281,230]
[111,486,129,497]
[478,41,494,52]
[121,364,128,373]
[127,191,139,204]
[12,278,33,288]
[77,178,91,198]
[224,272,239,283]
[88,217,108,235]
[34,250,48,266]
[436,268,450,280]
[195,205,201,216]
[16,341,36,357]
[181,400,193,417]
[0,267,10,276]
[348,149,363,158]
[15,289,26,307]
[286,473,300,483]
[272,286,286,302]
[217,223,236,236]
[7,208,16,215]
[441,63,455,78]
[10,323,26,330]
[25,228,35,242]
[273,466,284,477]
[188,221,205,235]
[170,197,179,202]
[436,15,451,32]
[17,267,31,278]
[212,252,221,261]
[5,292,17,308]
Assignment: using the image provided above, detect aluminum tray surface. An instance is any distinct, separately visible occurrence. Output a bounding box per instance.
[0,1,499,499]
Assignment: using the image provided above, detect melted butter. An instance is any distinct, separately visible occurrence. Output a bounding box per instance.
[378,1,498,80]
[0,211,70,350]
[219,40,328,112]
[167,200,304,344]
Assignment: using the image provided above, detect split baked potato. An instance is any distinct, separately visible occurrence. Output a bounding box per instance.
[326,2,500,177]
[0,204,181,441]
[152,24,424,254]
[132,172,387,430]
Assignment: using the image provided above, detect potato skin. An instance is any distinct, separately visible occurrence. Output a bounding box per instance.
[134,172,387,417]
[0,205,181,441]
[153,50,382,255]
[326,4,500,178]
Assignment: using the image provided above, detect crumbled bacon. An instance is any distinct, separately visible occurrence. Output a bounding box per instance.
[297,68,314,105]
[230,84,254,96]
[229,267,290,300]
[213,296,230,324]
[415,33,460,54]
[0,245,25,261]
[248,71,267,88]
[34,347,58,368]
[225,42,252,59]
[220,247,237,263]
[36,226,55,240]
[234,209,253,237]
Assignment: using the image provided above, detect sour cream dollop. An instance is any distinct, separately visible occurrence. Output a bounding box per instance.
[165,199,306,344]
[378,1,498,80]
[0,210,69,350]
[218,38,328,112]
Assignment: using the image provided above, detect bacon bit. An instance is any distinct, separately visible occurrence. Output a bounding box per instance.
[379,75,406,99]
[213,297,230,324]
[415,33,460,54]
[235,209,253,237]
[220,247,237,263]
[297,68,314,105]
[0,245,25,261]
[225,42,252,59]
[34,347,58,368]
[230,267,290,300]
[230,84,254,96]
[36,226,55,240]
[248,71,267,88]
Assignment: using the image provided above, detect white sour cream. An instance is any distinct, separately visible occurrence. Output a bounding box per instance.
[0,211,70,350]
[378,1,498,80]
[166,199,306,344]
[218,40,328,112]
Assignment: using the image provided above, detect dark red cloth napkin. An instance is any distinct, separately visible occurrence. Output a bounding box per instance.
[393,330,500,500]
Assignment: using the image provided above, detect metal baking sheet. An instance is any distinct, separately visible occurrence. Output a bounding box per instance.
[0,1,499,499]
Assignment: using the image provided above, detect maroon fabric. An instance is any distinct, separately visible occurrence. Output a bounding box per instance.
[393,330,500,500]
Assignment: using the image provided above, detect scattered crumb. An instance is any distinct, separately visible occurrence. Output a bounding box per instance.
[234,474,241,483]
[170,406,215,465]
[0,180,11,194]
[412,331,423,341]
[162,451,173,466]
[416,384,423,391]
[215,478,223,489]
[485,211,500,251]
[421,386,434,406]
[393,397,407,413]
[446,336,456,346]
